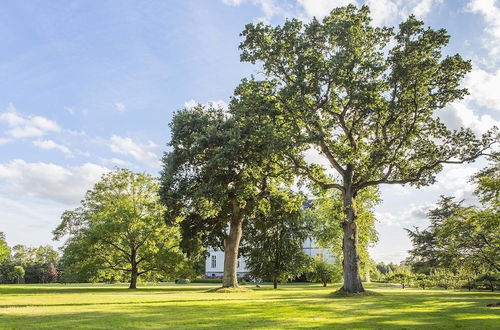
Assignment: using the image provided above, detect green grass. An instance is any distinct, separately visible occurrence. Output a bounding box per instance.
[0,282,498,329]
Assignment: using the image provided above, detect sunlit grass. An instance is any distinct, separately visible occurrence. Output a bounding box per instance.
[0,282,498,329]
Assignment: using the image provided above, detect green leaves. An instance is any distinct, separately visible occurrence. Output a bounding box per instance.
[54,168,184,284]
[239,5,496,191]
[160,94,296,255]
[406,159,500,275]
[243,186,310,285]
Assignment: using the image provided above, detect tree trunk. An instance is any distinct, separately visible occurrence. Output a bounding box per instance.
[129,271,138,289]
[341,188,364,293]
[129,250,138,289]
[323,281,327,287]
[273,278,278,289]
[222,215,243,288]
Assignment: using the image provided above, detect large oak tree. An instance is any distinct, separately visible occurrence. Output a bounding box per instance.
[239,5,498,292]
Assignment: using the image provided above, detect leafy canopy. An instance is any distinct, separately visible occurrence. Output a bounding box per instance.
[54,168,184,283]
[239,5,497,192]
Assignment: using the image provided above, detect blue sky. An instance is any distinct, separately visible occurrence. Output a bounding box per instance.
[0,0,498,263]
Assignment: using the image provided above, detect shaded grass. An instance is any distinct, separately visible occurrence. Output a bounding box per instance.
[0,282,498,329]
[330,288,382,297]
[205,286,253,293]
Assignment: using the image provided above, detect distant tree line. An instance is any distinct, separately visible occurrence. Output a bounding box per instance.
[367,156,499,291]
[0,236,59,284]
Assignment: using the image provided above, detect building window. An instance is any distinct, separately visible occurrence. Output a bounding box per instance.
[316,253,323,261]
[211,255,217,268]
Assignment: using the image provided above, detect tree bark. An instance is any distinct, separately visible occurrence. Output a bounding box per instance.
[129,250,138,289]
[341,188,365,293]
[222,214,243,288]
[129,271,138,289]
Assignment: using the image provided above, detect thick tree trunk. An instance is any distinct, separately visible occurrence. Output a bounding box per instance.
[341,188,364,293]
[222,215,243,288]
[129,268,138,289]
[129,250,138,289]
[273,278,278,289]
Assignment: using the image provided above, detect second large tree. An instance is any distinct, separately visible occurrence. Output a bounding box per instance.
[160,93,292,287]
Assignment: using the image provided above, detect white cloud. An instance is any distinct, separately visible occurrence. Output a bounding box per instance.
[101,157,133,167]
[222,0,244,5]
[114,102,125,112]
[434,165,480,203]
[0,137,11,145]
[184,99,198,109]
[364,0,443,26]
[0,159,109,205]
[463,67,500,111]
[109,135,161,167]
[468,0,500,60]
[298,0,357,19]
[0,194,65,247]
[375,203,432,226]
[0,104,61,138]
[438,101,500,135]
[435,166,479,191]
[184,99,228,110]
[221,0,289,22]
[33,139,72,155]
[64,106,75,115]
[221,0,442,25]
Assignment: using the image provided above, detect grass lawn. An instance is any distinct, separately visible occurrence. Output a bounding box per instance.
[0,282,498,329]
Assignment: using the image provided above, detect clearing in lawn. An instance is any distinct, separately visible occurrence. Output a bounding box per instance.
[0,283,498,329]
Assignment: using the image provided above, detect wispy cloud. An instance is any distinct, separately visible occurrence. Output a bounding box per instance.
[33,139,72,155]
[109,135,161,168]
[114,102,126,112]
[0,159,109,205]
[0,104,60,138]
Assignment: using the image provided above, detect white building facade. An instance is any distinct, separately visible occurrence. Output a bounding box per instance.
[204,238,335,278]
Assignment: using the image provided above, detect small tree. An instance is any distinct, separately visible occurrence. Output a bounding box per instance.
[415,274,432,290]
[457,264,480,291]
[10,266,25,284]
[244,188,312,289]
[431,268,455,290]
[0,233,10,265]
[44,263,58,283]
[386,266,415,289]
[309,259,342,287]
[475,273,499,292]
[54,168,185,289]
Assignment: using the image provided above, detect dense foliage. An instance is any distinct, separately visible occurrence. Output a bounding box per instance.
[160,101,294,287]
[308,258,342,287]
[242,188,312,288]
[0,239,59,284]
[406,157,499,291]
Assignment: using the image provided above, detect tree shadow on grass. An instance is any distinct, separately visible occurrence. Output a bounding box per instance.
[1,286,498,329]
[0,284,209,296]
[1,296,499,329]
